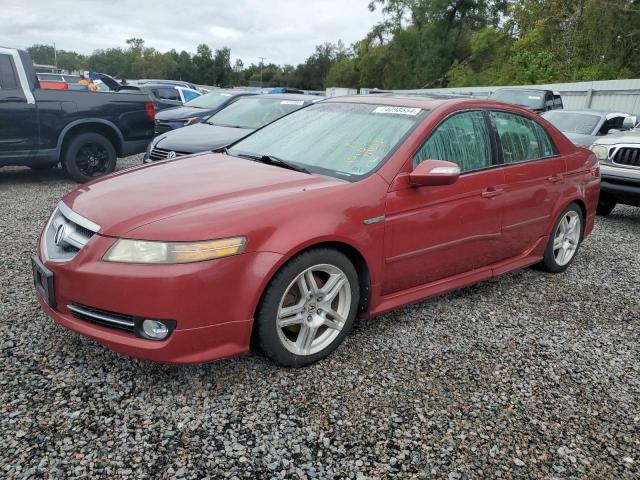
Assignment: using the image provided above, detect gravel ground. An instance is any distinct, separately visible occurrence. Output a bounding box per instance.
[1,156,639,479]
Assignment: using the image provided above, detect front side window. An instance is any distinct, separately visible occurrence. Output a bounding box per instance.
[230,102,424,180]
[206,97,307,129]
[491,111,555,163]
[414,110,492,173]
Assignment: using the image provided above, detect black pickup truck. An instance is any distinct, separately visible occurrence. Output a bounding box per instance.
[0,48,155,182]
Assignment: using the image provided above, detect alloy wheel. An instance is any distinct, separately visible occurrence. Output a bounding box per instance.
[276,264,351,356]
[553,210,581,266]
[76,143,110,177]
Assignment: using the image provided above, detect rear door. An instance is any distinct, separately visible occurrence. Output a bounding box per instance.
[0,52,38,155]
[383,110,507,294]
[489,110,565,259]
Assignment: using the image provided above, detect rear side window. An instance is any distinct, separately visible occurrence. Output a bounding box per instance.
[414,110,492,173]
[155,88,180,101]
[491,111,555,163]
[0,54,19,90]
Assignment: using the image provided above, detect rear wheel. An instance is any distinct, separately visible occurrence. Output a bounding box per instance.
[255,248,359,367]
[63,133,117,183]
[539,203,583,273]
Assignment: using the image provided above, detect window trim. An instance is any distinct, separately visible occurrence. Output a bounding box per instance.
[488,109,560,166]
[412,108,500,176]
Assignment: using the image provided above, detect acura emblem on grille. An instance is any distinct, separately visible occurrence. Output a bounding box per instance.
[54,224,66,246]
[167,151,176,158]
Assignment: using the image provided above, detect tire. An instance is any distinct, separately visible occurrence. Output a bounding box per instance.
[255,248,360,367]
[596,195,616,216]
[63,133,117,183]
[538,203,584,273]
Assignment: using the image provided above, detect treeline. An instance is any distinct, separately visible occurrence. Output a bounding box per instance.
[27,0,640,90]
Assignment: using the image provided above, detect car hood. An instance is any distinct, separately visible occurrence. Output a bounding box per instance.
[592,130,640,146]
[564,132,596,147]
[155,106,208,121]
[153,123,253,154]
[63,154,346,242]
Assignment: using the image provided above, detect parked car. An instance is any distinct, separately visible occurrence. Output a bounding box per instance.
[144,94,319,162]
[136,79,201,92]
[0,48,155,182]
[490,88,563,113]
[590,118,640,215]
[153,90,256,135]
[136,84,202,112]
[542,110,633,146]
[32,96,599,367]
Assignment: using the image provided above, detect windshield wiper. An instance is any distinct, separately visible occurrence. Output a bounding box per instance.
[237,153,311,174]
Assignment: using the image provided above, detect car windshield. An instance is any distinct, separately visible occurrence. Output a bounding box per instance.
[185,91,235,109]
[542,112,601,135]
[491,89,546,109]
[206,97,306,129]
[229,102,425,180]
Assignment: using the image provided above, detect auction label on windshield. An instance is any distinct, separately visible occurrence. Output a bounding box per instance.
[373,106,421,116]
[281,100,305,105]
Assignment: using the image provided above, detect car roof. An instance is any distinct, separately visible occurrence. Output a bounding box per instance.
[543,109,630,117]
[322,95,461,110]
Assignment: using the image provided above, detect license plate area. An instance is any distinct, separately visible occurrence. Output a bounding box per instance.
[31,256,56,308]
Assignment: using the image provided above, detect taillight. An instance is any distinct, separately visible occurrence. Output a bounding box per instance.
[145,102,155,122]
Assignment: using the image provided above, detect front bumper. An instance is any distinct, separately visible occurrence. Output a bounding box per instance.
[600,163,640,207]
[35,235,283,363]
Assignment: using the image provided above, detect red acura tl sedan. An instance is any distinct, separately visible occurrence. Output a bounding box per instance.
[32,96,600,367]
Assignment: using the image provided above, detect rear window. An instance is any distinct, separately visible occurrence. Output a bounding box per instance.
[0,54,19,90]
[206,97,307,129]
[491,89,546,109]
[542,111,601,135]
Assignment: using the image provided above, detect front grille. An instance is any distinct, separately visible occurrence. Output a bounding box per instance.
[613,147,640,167]
[43,202,100,262]
[68,304,136,334]
[148,147,190,161]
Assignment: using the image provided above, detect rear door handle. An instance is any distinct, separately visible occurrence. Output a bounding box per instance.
[548,175,563,183]
[481,187,504,198]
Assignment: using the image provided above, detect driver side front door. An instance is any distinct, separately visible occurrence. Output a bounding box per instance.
[382,110,508,295]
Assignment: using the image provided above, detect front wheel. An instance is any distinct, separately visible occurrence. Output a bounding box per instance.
[255,248,360,367]
[63,133,117,183]
[538,204,583,273]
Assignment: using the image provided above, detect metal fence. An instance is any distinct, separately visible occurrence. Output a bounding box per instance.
[372,78,640,113]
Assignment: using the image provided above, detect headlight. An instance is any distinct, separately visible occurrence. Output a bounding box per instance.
[590,145,609,161]
[184,117,200,126]
[103,237,247,264]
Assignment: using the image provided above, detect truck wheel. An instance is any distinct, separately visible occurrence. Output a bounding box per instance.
[63,133,116,183]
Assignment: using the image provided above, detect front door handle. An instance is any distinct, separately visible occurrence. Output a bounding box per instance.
[481,187,504,199]
[548,175,563,183]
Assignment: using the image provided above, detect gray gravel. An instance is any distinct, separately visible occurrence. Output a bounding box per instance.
[1,157,639,479]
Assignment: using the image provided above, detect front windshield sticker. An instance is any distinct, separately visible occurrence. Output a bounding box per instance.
[527,96,542,100]
[373,106,421,116]
[281,100,304,105]
[220,93,232,96]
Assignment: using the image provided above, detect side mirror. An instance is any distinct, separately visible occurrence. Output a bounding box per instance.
[622,116,637,130]
[409,159,460,187]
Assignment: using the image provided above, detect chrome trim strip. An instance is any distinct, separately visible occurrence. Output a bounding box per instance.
[363,216,385,225]
[67,304,135,328]
[57,201,101,233]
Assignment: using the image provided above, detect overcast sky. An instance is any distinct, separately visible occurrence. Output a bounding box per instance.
[2,0,384,65]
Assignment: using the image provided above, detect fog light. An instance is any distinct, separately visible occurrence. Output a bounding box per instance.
[142,319,170,340]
